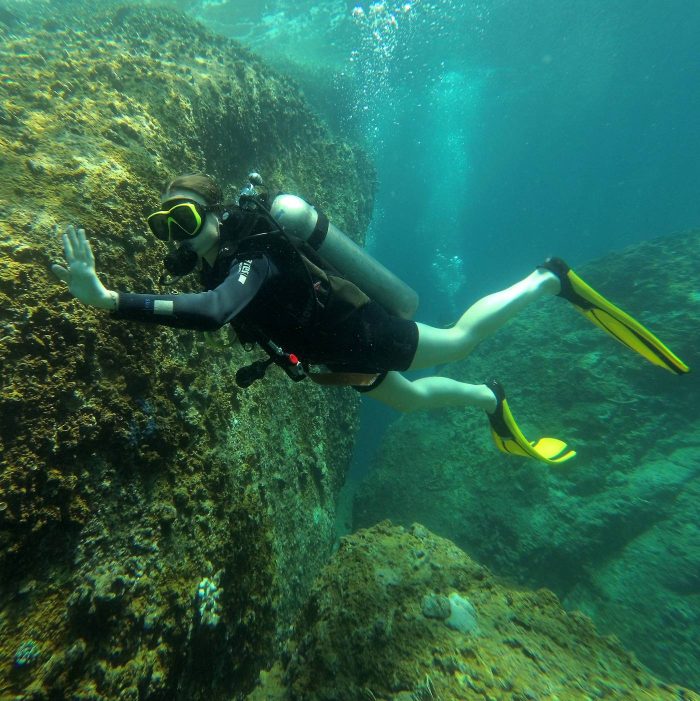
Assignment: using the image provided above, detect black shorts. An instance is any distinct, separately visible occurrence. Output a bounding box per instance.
[321,301,419,392]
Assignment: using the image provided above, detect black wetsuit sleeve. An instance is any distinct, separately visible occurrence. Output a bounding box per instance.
[112,257,269,330]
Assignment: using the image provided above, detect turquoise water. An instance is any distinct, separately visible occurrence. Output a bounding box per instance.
[191,0,700,317]
[187,0,700,480]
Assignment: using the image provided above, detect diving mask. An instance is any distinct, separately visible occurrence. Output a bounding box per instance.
[147,199,212,242]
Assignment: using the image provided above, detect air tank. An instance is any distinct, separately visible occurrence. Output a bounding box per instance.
[270,194,419,319]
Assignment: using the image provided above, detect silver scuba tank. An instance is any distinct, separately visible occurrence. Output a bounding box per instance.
[269,193,419,319]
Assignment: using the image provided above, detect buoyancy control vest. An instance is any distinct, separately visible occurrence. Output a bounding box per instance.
[201,199,375,385]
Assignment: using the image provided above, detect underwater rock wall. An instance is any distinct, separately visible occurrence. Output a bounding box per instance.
[253,521,698,700]
[354,231,700,690]
[0,5,372,699]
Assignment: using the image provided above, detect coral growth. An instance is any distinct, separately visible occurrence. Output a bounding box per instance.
[196,572,223,627]
[0,4,373,699]
[258,521,698,700]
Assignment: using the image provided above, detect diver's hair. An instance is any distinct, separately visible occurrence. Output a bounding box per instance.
[161,173,223,206]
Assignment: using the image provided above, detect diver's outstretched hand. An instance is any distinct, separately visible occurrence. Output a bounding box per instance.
[51,225,117,310]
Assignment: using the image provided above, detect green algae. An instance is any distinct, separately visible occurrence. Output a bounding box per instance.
[0,4,373,699]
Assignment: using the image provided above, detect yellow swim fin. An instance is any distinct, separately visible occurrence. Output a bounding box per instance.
[541,258,690,375]
[486,380,576,465]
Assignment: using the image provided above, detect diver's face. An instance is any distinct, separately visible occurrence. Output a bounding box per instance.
[158,188,220,262]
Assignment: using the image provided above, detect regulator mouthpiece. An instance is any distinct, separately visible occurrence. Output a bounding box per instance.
[159,243,198,285]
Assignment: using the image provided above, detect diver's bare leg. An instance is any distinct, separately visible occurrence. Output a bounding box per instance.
[366,371,497,413]
[408,269,560,371]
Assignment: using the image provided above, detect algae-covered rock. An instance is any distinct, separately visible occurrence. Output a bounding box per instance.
[270,521,697,700]
[0,4,373,699]
[354,230,700,690]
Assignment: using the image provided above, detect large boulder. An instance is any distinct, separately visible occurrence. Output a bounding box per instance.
[354,231,700,690]
[252,521,698,700]
[0,5,372,699]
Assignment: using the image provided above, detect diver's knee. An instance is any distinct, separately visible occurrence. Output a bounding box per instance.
[444,329,478,362]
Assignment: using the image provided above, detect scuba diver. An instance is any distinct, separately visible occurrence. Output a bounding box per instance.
[52,173,690,465]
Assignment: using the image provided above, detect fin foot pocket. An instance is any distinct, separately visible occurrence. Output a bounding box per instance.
[539,258,690,375]
[485,380,576,465]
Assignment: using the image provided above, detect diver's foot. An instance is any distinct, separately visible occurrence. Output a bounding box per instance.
[484,378,505,415]
[538,257,689,374]
[484,379,576,464]
[538,257,571,297]
[482,382,499,415]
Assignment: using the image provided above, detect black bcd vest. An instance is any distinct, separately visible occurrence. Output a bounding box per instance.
[200,207,370,360]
